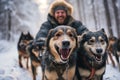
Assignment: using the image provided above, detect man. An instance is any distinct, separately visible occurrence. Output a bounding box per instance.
[27,0,88,77]
[35,0,88,41]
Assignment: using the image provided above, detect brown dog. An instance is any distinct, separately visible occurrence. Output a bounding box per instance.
[113,38,120,71]
[26,40,45,80]
[17,32,33,69]
[107,36,117,67]
[41,25,78,80]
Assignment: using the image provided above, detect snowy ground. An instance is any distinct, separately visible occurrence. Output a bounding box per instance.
[0,40,120,80]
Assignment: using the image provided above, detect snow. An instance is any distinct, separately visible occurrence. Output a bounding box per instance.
[0,40,120,80]
[0,41,42,80]
[0,0,120,79]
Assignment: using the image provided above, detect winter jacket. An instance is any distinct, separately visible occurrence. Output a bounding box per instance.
[35,14,88,40]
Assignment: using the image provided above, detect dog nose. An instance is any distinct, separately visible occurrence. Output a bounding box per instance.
[96,49,103,53]
[62,41,70,48]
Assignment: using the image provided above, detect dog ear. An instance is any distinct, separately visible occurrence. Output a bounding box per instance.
[77,31,88,47]
[100,28,109,47]
[100,28,108,37]
[78,31,88,41]
[100,28,107,35]
[48,29,54,36]
[73,29,79,48]
[46,29,54,49]
[101,28,105,32]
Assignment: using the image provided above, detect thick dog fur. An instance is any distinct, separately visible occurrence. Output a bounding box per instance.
[42,25,78,80]
[26,40,45,80]
[76,29,108,80]
[17,32,33,69]
[113,38,120,71]
[107,36,117,67]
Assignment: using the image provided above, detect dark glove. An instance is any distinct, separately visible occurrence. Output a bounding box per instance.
[27,39,45,51]
[33,40,45,49]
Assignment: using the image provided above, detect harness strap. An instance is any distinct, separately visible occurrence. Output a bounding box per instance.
[83,57,96,79]
[54,62,69,80]
[41,51,70,80]
[66,63,69,80]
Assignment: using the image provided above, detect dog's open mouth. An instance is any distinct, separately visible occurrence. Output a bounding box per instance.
[93,54,102,62]
[90,49,102,62]
[55,45,71,61]
[60,48,70,61]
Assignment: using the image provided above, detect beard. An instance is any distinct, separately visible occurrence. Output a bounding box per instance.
[57,17,66,24]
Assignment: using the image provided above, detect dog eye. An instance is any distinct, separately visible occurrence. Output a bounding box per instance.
[100,39,104,43]
[89,39,95,44]
[69,33,73,37]
[55,33,61,37]
[90,39,94,42]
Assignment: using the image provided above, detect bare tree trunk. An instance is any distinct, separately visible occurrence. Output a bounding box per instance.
[103,0,113,37]
[78,0,86,25]
[0,1,8,40]
[77,0,82,21]
[92,0,98,30]
[70,0,80,20]
[107,0,118,37]
[7,9,12,41]
[115,0,120,38]
[94,0,109,34]
[118,0,120,38]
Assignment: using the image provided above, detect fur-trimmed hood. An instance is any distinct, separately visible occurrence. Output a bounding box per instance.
[49,0,73,16]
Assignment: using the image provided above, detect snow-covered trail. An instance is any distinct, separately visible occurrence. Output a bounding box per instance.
[0,41,120,80]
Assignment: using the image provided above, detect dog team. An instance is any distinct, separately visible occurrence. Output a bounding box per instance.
[17,0,120,80]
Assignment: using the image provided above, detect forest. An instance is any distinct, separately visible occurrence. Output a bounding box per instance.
[0,0,120,80]
[0,0,120,41]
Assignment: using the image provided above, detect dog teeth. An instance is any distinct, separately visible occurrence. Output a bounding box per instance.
[95,56,102,61]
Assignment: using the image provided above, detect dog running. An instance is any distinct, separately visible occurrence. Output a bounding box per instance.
[107,36,117,67]
[41,25,78,80]
[113,38,120,71]
[76,29,108,80]
[17,32,33,69]
[26,40,45,80]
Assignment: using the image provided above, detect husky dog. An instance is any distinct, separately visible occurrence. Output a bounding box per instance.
[76,29,108,80]
[113,38,120,71]
[107,36,117,67]
[17,32,33,69]
[27,40,45,80]
[42,25,78,80]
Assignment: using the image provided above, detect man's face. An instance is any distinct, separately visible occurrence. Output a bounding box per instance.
[54,10,67,24]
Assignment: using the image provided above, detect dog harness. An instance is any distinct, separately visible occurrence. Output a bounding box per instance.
[41,52,70,80]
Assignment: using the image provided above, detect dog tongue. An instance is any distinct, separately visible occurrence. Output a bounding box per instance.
[60,49,69,59]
